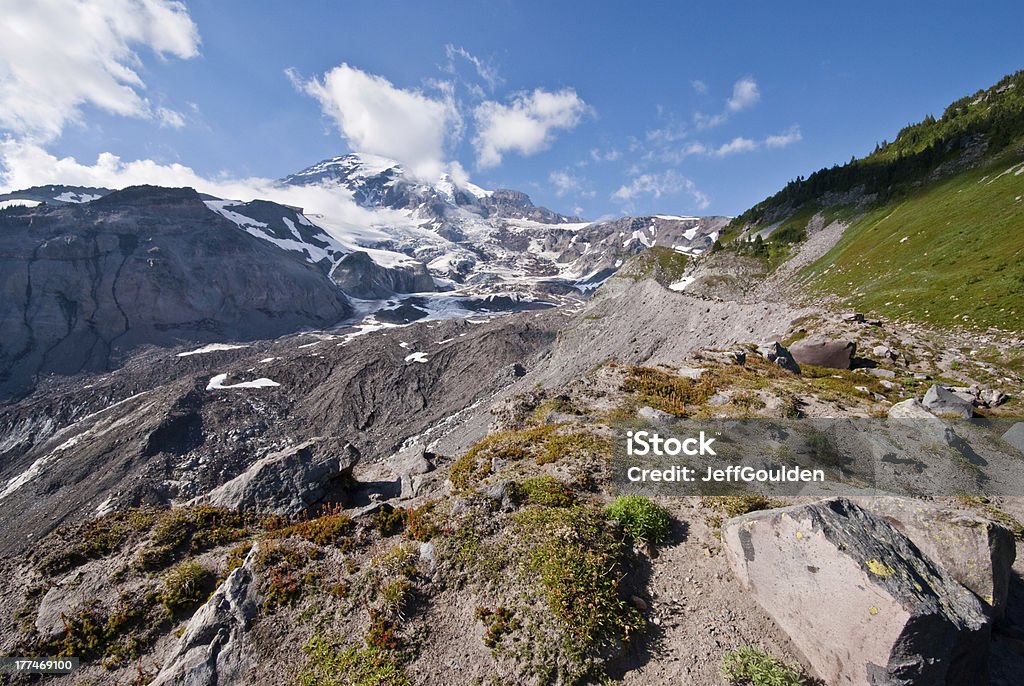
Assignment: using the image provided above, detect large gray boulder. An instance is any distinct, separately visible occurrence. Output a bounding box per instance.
[790,338,856,369]
[723,498,990,686]
[851,496,1016,617]
[200,438,358,515]
[150,546,260,686]
[923,384,974,419]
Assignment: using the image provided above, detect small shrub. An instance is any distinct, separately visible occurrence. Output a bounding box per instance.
[160,560,212,614]
[299,634,410,686]
[519,476,575,507]
[721,646,806,685]
[374,507,407,537]
[137,506,251,570]
[622,366,716,416]
[604,496,671,545]
[475,606,519,648]
[271,506,353,546]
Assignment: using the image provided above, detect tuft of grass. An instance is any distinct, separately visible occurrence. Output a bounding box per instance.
[518,476,576,508]
[268,505,353,546]
[721,646,806,686]
[36,508,159,576]
[622,366,717,416]
[514,506,644,650]
[298,634,410,686]
[604,496,671,546]
[450,425,609,490]
[159,560,212,614]
[137,505,252,570]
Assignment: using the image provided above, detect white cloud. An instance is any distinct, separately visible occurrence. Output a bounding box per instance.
[293,63,461,180]
[549,169,583,197]
[0,0,200,142]
[589,147,621,162]
[714,137,758,156]
[727,77,761,112]
[444,45,501,92]
[693,77,761,130]
[611,170,709,210]
[691,79,709,95]
[765,126,803,148]
[473,88,589,168]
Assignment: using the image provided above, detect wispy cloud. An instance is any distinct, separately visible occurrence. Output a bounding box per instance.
[612,170,709,210]
[0,0,200,142]
[444,44,502,93]
[691,79,709,95]
[472,88,590,168]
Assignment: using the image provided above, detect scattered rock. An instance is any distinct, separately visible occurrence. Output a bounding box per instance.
[480,480,518,512]
[757,341,800,374]
[150,546,260,686]
[866,367,896,378]
[700,350,746,365]
[723,498,990,686]
[980,389,1008,407]
[923,384,974,419]
[843,312,866,323]
[199,438,358,515]
[888,399,936,420]
[630,595,649,611]
[638,406,674,422]
[790,338,856,370]
[675,366,707,380]
[851,496,1016,617]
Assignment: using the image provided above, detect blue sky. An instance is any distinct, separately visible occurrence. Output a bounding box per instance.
[1,1,1022,218]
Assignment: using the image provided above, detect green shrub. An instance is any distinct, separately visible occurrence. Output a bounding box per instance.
[721,646,805,685]
[519,476,575,507]
[604,496,671,545]
[269,506,353,546]
[701,495,779,519]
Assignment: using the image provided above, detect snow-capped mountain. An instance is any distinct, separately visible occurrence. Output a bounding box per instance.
[278,153,729,295]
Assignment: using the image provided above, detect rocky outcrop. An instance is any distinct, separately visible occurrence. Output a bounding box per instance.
[0,186,351,399]
[150,546,260,686]
[200,438,358,515]
[789,338,856,369]
[923,384,975,419]
[850,496,1016,617]
[757,341,801,373]
[330,250,436,299]
[723,498,990,686]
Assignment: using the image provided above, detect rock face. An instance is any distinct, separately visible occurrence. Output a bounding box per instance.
[201,438,358,515]
[923,384,975,419]
[723,498,990,686]
[0,186,351,399]
[789,338,856,369]
[851,496,1016,617]
[330,250,436,299]
[150,547,260,686]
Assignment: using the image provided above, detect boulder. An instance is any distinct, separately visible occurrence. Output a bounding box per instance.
[637,406,673,422]
[757,341,801,374]
[790,338,856,369]
[923,385,974,419]
[887,398,936,420]
[200,438,358,515]
[388,443,435,499]
[1003,422,1024,454]
[723,498,990,686]
[150,547,260,686]
[850,496,1016,617]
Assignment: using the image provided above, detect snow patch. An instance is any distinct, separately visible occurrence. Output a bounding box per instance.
[404,352,429,364]
[669,276,696,292]
[177,343,248,357]
[0,199,41,209]
[206,373,281,390]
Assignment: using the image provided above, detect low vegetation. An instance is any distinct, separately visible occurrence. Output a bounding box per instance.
[298,634,410,686]
[721,646,807,686]
[604,495,672,546]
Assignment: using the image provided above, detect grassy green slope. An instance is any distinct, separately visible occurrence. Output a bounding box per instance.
[799,153,1024,332]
